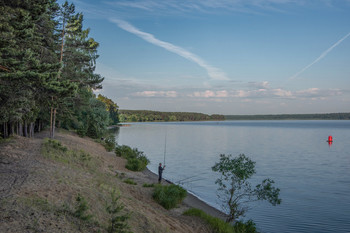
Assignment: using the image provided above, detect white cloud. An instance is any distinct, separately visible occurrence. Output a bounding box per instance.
[133,91,178,97]
[110,18,229,81]
[186,87,343,100]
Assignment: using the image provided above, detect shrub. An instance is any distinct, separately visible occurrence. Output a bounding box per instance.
[106,190,130,233]
[103,135,116,152]
[143,183,155,188]
[115,145,149,171]
[74,194,93,221]
[152,184,187,210]
[183,208,257,233]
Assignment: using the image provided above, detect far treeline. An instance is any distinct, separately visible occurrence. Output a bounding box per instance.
[225,113,350,120]
[0,1,119,139]
[119,110,225,122]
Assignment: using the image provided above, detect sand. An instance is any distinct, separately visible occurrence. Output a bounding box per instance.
[0,129,226,233]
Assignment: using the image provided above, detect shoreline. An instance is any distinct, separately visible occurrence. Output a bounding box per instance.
[142,168,227,220]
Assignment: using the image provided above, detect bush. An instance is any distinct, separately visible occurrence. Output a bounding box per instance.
[115,145,134,158]
[103,135,116,152]
[115,145,149,171]
[74,194,93,221]
[183,208,257,233]
[106,190,130,233]
[152,184,187,210]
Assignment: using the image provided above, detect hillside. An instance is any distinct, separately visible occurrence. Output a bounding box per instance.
[0,130,217,233]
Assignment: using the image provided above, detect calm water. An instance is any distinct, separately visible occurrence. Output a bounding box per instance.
[114,120,350,233]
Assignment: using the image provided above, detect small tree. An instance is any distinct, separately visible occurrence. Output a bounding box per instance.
[212,154,281,223]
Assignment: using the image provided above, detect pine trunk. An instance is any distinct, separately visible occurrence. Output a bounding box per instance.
[19,122,23,136]
[52,108,57,138]
[24,121,28,137]
[29,122,34,138]
[10,123,15,135]
[50,107,53,138]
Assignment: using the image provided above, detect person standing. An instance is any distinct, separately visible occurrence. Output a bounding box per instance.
[158,163,165,183]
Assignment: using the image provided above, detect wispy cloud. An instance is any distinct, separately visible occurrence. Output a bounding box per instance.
[290,31,350,79]
[110,18,228,81]
[108,0,332,14]
[133,91,178,97]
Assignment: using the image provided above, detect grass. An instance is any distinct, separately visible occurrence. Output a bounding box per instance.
[41,138,97,170]
[123,178,137,185]
[142,183,155,188]
[152,184,187,210]
[183,208,258,233]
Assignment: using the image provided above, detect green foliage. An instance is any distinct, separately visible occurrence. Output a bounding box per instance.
[74,193,93,221]
[212,154,281,223]
[183,208,258,233]
[143,183,155,188]
[106,190,131,233]
[115,145,134,157]
[123,178,137,185]
[115,145,149,171]
[0,0,116,140]
[152,184,187,210]
[118,110,225,122]
[97,94,119,125]
[103,134,116,152]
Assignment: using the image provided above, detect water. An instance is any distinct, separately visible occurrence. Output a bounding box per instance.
[114,120,350,233]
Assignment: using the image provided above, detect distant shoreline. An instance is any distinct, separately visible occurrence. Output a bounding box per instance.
[118,110,350,122]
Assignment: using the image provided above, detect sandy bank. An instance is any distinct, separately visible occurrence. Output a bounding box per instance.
[0,130,225,233]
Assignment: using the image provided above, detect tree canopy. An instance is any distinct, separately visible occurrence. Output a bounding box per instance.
[119,110,224,122]
[0,0,116,139]
[212,154,281,223]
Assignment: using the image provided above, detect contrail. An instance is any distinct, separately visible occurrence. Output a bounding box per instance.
[290,31,350,79]
[110,18,229,81]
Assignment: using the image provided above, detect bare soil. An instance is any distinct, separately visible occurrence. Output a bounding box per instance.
[0,130,223,233]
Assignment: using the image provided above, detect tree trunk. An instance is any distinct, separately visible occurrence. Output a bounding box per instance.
[29,122,34,138]
[50,107,53,138]
[24,121,28,137]
[10,123,15,135]
[19,122,23,136]
[4,123,8,138]
[52,108,57,138]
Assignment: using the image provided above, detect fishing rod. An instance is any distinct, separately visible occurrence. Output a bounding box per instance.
[175,171,209,184]
[163,130,167,166]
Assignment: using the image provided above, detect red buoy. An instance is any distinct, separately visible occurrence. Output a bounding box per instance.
[328,135,333,142]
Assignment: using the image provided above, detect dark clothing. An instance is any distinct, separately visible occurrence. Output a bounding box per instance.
[158,165,164,182]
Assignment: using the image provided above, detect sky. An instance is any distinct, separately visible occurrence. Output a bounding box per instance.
[58,0,350,115]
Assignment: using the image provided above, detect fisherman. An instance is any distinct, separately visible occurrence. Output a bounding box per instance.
[158,163,165,184]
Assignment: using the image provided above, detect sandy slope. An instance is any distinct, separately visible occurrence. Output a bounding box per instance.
[0,130,224,233]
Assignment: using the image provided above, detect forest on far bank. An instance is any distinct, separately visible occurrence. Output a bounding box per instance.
[225,113,350,120]
[118,110,225,122]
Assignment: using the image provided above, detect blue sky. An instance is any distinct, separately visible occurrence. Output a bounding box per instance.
[60,0,350,114]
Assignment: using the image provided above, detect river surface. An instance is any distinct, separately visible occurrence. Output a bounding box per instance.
[114,120,350,233]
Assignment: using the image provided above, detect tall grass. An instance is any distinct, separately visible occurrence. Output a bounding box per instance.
[152,184,187,210]
[41,138,95,169]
